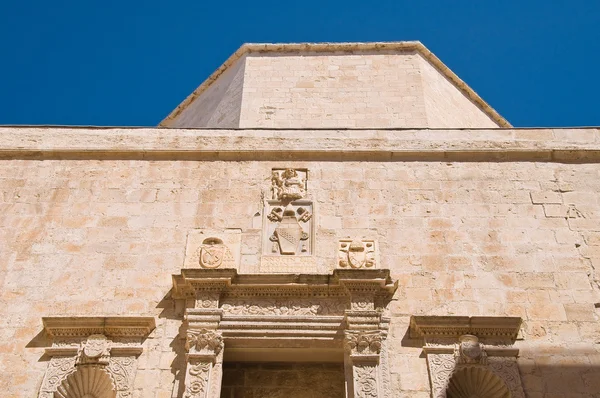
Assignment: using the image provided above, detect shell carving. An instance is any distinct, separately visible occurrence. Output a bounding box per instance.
[54,366,116,398]
[446,366,510,398]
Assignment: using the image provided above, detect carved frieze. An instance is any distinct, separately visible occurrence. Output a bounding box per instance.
[220,298,347,316]
[339,238,377,269]
[184,229,241,269]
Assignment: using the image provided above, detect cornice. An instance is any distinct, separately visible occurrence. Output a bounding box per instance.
[158,41,510,128]
[42,317,156,338]
[409,316,522,340]
[172,268,397,300]
[1,127,598,162]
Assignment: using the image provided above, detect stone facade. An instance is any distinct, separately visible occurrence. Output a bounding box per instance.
[0,42,599,397]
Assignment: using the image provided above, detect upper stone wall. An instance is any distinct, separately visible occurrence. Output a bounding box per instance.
[160,42,509,129]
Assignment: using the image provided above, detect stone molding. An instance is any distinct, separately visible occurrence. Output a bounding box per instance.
[43,316,156,339]
[409,316,525,398]
[409,315,522,340]
[38,317,155,398]
[172,268,397,301]
[2,127,599,162]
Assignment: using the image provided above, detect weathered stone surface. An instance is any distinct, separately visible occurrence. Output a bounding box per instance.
[1,42,599,397]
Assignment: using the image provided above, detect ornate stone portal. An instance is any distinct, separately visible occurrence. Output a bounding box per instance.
[38,317,155,398]
[409,316,525,398]
[172,268,398,398]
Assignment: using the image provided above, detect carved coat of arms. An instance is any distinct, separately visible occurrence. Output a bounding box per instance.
[339,239,377,269]
[197,238,232,269]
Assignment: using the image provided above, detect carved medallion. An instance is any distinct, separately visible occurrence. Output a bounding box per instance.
[339,239,377,269]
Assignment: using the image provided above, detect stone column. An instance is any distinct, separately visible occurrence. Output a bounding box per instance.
[344,330,382,398]
[183,328,224,398]
[342,281,387,398]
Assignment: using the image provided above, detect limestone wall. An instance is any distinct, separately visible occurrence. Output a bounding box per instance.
[239,52,431,128]
[169,55,246,128]
[0,127,599,397]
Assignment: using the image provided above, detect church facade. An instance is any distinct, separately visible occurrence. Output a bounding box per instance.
[0,42,598,397]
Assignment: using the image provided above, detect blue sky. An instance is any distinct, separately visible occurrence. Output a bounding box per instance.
[0,1,598,127]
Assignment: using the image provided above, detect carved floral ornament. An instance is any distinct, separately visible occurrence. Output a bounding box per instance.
[37,317,155,398]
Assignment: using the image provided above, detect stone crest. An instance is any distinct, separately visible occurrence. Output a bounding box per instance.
[262,168,315,271]
[184,229,241,269]
[339,238,377,269]
[199,238,227,268]
[271,168,307,201]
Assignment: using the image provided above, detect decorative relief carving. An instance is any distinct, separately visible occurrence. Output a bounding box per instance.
[54,366,115,398]
[107,356,137,397]
[426,347,525,398]
[487,358,526,398]
[455,335,487,365]
[184,229,241,269]
[271,168,307,201]
[198,238,230,269]
[38,317,153,398]
[339,239,377,269]
[220,299,347,316]
[380,340,392,398]
[39,357,77,397]
[427,353,456,398]
[263,168,313,261]
[39,344,139,398]
[345,331,382,356]
[185,360,211,398]
[186,329,223,356]
[265,202,312,255]
[446,366,510,398]
[77,334,111,365]
[353,364,379,398]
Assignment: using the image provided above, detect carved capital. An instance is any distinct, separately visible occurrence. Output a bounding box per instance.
[186,329,223,357]
[345,330,382,356]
